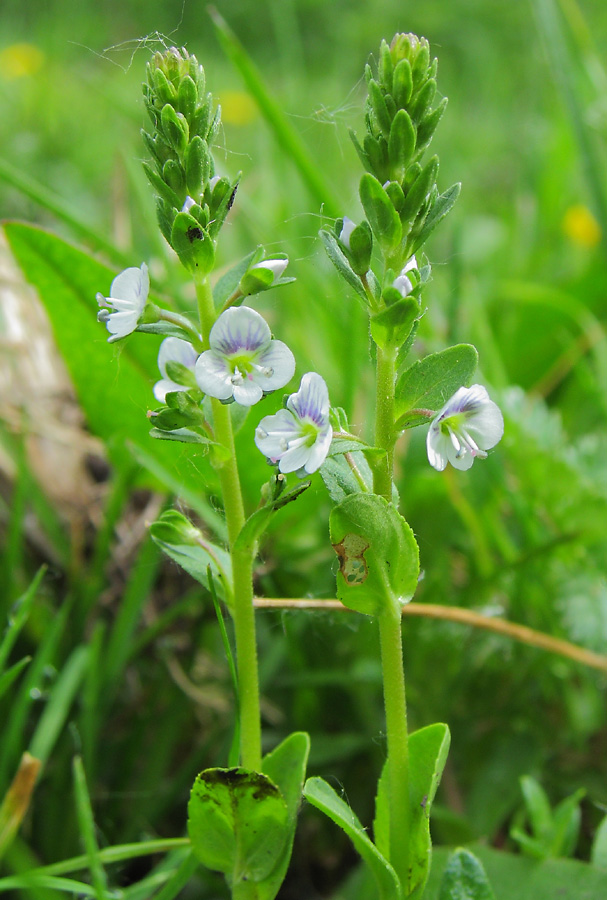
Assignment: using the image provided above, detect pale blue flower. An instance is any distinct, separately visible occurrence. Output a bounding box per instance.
[427,384,504,471]
[195,306,295,406]
[97,263,149,342]
[255,373,331,475]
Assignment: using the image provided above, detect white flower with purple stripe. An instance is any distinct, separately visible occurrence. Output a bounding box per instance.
[195,306,295,406]
[427,384,504,471]
[255,373,331,475]
[153,337,199,402]
[97,263,149,342]
[392,255,418,297]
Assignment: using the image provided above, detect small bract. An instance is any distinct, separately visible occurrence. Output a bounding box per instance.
[154,337,199,402]
[97,263,149,343]
[427,384,504,471]
[255,372,332,475]
[195,306,295,406]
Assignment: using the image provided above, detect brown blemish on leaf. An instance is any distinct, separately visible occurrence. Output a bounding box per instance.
[332,533,370,585]
[187,226,204,243]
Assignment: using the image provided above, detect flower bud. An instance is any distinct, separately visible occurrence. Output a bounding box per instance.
[239,256,289,295]
[142,47,232,264]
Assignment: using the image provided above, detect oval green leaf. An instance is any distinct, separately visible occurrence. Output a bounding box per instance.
[187,767,288,884]
[330,493,419,617]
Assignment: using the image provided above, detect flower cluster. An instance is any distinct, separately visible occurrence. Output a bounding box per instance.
[98,265,503,478]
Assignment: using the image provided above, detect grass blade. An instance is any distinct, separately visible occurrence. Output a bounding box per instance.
[72,757,107,900]
[210,7,341,218]
[0,155,128,266]
[28,644,89,769]
[533,0,607,254]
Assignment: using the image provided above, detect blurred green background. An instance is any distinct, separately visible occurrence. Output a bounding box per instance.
[1,0,607,897]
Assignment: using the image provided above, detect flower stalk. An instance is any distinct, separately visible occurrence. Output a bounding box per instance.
[194,275,262,771]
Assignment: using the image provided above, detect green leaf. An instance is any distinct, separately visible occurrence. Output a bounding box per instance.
[3,223,212,495]
[320,452,373,502]
[438,848,496,900]
[328,437,385,459]
[398,842,607,900]
[408,723,451,899]
[0,568,45,673]
[329,493,419,617]
[258,733,310,900]
[0,657,31,703]
[28,645,89,768]
[319,229,368,305]
[551,789,584,858]
[520,776,553,841]
[187,768,289,884]
[410,182,460,254]
[373,761,391,861]
[591,814,607,869]
[234,481,311,556]
[392,58,413,108]
[370,297,419,350]
[359,174,402,253]
[401,156,439,227]
[171,212,215,275]
[303,777,401,900]
[150,510,232,603]
[213,249,258,308]
[388,109,416,181]
[394,344,478,429]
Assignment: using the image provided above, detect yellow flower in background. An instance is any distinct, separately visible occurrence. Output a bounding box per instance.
[0,43,44,80]
[562,204,601,248]
[218,90,258,126]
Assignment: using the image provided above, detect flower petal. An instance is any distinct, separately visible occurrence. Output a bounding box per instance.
[111,263,148,306]
[288,372,330,424]
[153,378,182,403]
[304,427,332,473]
[426,427,449,471]
[233,380,263,406]
[255,410,299,458]
[195,351,234,400]
[158,337,198,379]
[256,340,296,390]
[210,306,271,356]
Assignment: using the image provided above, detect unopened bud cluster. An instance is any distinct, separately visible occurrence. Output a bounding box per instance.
[142,47,238,275]
[348,33,459,271]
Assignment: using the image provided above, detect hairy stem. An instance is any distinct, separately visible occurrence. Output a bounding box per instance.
[373,342,411,889]
[194,276,262,771]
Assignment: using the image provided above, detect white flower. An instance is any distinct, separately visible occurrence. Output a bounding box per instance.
[250,258,288,281]
[153,337,199,402]
[392,256,418,297]
[255,372,332,475]
[97,263,149,342]
[182,195,197,213]
[427,384,504,471]
[195,306,295,406]
[339,216,356,250]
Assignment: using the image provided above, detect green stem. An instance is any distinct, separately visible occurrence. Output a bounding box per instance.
[373,342,411,891]
[378,608,410,891]
[157,308,204,351]
[373,345,397,499]
[194,277,262,772]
